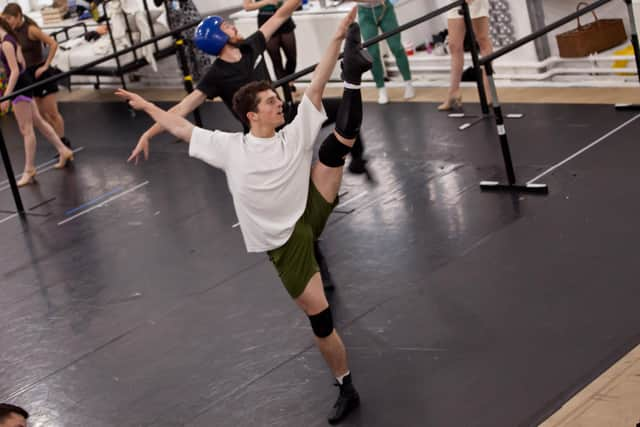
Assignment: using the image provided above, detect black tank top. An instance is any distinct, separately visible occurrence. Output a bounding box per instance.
[15,21,43,68]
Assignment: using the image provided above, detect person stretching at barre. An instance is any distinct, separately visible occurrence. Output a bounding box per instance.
[0,17,74,187]
[3,3,72,150]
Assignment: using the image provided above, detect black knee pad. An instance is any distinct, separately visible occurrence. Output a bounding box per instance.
[319,133,352,168]
[309,306,334,338]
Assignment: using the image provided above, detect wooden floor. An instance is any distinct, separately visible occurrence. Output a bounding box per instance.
[540,345,640,427]
[52,85,640,427]
[56,85,640,105]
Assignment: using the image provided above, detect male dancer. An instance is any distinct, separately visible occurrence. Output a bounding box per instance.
[120,8,371,424]
[129,0,371,288]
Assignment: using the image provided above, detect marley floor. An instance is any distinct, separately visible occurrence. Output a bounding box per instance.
[1,92,639,427]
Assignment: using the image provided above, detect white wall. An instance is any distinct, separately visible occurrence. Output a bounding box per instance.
[499,0,536,62]
[192,0,240,15]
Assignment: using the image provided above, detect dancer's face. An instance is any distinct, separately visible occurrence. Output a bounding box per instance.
[249,89,285,129]
[220,21,243,44]
[2,14,21,30]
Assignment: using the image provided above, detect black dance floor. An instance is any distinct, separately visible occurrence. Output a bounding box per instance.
[1,100,639,427]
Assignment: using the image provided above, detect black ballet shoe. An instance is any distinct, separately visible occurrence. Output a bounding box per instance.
[328,375,360,425]
[340,23,373,86]
[347,156,368,175]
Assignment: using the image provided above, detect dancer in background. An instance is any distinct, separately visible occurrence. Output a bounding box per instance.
[244,0,298,93]
[357,0,414,104]
[3,3,72,148]
[438,0,493,110]
[0,17,74,187]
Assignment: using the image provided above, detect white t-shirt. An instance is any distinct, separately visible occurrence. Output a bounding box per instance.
[189,95,328,253]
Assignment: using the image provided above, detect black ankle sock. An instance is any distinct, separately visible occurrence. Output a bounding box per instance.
[338,372,352,386]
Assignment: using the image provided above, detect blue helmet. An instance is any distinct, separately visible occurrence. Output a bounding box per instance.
[194,16,230,56]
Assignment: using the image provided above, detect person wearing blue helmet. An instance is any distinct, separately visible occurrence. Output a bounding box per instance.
[132,0,297,135]
[192,15,230,56]
[120,9,371,423]
[131,0,371,177]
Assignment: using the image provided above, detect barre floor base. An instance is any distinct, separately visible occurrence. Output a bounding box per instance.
[1,100,639,427]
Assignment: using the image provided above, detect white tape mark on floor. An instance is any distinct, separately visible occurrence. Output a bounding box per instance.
[528,113,640,184]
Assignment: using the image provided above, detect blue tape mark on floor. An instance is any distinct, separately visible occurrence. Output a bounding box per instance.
[64,187,124,216]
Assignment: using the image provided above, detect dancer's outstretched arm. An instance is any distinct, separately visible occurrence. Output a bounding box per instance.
[117,89,195,155]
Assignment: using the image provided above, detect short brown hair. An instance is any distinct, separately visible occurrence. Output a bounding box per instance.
[0,403,29,421]
[232,80,274,128]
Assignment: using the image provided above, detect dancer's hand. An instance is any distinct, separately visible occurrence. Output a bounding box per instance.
[334,6,357,40]
[115,88,150,111]
[128,134,150,164]
[0,100,9,114]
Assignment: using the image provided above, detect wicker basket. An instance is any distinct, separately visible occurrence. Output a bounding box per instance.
[556,2,627,58]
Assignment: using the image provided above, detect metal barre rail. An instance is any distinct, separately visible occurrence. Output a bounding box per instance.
[0,19,201,104]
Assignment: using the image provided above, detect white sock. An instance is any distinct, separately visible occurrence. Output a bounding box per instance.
[336,371,350,385]
[378,87,389,104]
[404,81,415,99]
[344,82,360,90]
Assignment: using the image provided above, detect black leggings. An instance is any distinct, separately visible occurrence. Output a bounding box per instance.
[266,31,297,81]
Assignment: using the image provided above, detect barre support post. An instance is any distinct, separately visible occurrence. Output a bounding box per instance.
[480,61,548,194]
[0,129,25,215]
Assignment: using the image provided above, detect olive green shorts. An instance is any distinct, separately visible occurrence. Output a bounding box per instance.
[268,180,338,299]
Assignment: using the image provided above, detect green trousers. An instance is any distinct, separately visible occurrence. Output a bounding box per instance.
[358,0,412,88]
